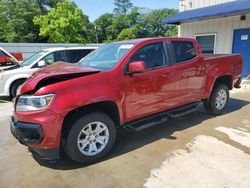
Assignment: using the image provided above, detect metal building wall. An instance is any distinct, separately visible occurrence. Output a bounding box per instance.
[179,13,250,54]
[0,43,101,60]
[179,0,234,11]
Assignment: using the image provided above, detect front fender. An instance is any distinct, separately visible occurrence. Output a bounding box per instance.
[33,72,126,123]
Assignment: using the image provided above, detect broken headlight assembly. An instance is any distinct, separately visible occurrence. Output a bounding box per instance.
[16,94,54,112]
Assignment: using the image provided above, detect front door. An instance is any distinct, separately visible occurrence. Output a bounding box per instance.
[232,28,250,77]
[124,42,177,121]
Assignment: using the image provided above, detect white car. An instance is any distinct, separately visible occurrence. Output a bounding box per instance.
[0,46,98,97]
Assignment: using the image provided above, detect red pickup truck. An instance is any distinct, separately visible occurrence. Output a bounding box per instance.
[10,38,242,164]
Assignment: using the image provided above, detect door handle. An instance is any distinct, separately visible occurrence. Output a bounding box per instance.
[161,74,169,78]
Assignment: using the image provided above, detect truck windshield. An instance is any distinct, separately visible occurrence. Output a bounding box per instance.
[22,52,46,66]
[79,43,134,70]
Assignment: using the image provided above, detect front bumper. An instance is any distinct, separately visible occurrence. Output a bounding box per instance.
[29,147,60,160]
[10,116,44,144]
[12,108,64,149]
[10,116,60,160]
[10,106,64,160]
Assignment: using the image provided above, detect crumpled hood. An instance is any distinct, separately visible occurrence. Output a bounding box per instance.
[20,62,100,94]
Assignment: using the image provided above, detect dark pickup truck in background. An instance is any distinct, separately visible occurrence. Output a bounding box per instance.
[10,37,243,164]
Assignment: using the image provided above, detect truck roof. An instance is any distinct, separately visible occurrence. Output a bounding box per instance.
[114,37,196,45]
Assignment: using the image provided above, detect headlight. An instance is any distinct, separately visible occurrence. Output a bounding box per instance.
[16,94,54,112]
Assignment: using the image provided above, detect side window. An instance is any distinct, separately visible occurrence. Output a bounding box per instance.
[130,43,166,69]
[43,53,54,65]
[171,41,196,63]
[53,51,67,62]
[67,49,92,63]
[42,51,67,66]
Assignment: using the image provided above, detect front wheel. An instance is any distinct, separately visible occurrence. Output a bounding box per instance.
[64,112,116,164]
[204,84,229,115]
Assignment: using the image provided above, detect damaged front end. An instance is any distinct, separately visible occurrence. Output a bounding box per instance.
[17,64,100,95]
[34,72,99,92]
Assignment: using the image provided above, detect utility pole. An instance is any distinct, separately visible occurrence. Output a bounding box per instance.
[95,25,99,43]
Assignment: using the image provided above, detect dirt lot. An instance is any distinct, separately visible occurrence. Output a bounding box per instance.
[0,87,249,188]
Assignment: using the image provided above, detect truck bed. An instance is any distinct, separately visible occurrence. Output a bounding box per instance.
[203,53,243,92]
[203,54,239,60]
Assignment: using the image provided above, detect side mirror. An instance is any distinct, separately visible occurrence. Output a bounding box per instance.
[38,60,46,67]
[128,61,147,74]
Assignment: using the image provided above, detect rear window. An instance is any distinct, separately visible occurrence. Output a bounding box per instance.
[171,41,196,63]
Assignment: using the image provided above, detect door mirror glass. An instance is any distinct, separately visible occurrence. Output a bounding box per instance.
[38,60,46,67]
[128,61,147,74]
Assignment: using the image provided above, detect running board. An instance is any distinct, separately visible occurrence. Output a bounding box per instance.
[124,111,169,131]
[123,102,199,131]
[168,103,199,118]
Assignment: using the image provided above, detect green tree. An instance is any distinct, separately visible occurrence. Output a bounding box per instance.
[37,0,63,13]
[94,13,114,43]
[0,0,43,42]
[113,0,133,15]
[104,7,140,41]
[0,0,61,42]
[106,14,130,41]
[165,25,178,37]
[34,0,88,43]
[117,28,135,41]
[140,8,178,37]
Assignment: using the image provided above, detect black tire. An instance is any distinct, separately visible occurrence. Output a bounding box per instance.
[10,80,24,98]
[64,112,116,164]
[203,84,229,115]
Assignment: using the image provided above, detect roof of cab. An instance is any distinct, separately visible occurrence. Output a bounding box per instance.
[114,37,197,45]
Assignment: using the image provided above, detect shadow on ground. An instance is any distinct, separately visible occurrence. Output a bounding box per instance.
[0,96,11,103]
[33,97,249,170]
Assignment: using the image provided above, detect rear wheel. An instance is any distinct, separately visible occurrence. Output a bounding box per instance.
[10,80,24,98]
[64,112,116,164]
[204,84,229,115]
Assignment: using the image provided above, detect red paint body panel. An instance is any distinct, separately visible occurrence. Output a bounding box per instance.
[14,37,243,150]
[14,109,63,149]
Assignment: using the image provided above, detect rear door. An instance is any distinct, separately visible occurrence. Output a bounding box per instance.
[171,40,205,105]
[124,42,177,121]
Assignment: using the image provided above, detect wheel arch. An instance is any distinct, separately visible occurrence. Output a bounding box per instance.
[61,101,120,139]
[205,74,233,100]
[213,75,233,91]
